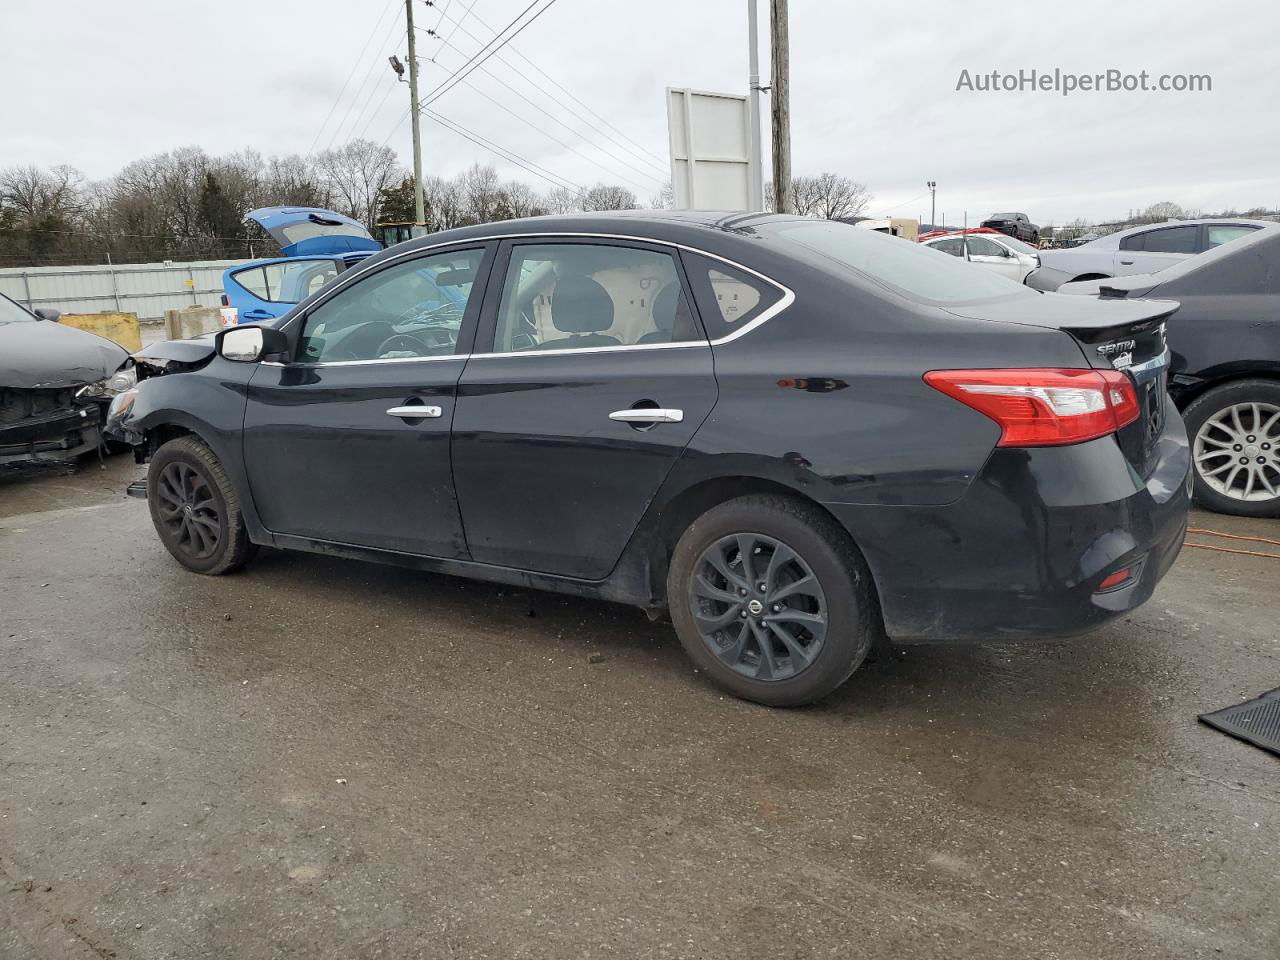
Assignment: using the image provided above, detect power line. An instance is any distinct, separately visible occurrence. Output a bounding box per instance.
[418,41,662,192]
[309,0,399,153]
[325,6,406,150]
[421,0,558,106]
[416,23,666,185]
[432,0,475,59]
[419,0,667,176]
[458,3,668,169]
[425,110,581,192]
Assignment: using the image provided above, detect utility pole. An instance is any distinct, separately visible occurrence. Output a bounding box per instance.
[405,0,426,226]
[747,0,764,210]
[769,0,792,214]
[927,181,936,229]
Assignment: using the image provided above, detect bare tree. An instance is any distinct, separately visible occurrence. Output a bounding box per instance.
[460,163,503,223]
[502,180,544,219]
[580,183,638,211]
[424,175,467,230]
[314,139,404,225]
[790,173,871,220]
[542,185,582,215]
[649,181,674,210]
[1140,200,1184,223]
[0,164,85,222]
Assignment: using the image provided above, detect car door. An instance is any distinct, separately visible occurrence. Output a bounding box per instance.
[241,243,495,556]
[963,236,1023,280]
[225,258,342,323]
[1115,225,1198,275]
[451,238,718,579]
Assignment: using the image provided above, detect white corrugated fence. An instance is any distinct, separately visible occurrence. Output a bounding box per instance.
[0,259,253,322]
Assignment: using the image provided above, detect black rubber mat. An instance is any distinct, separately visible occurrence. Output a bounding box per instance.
[1199,688,1280,757]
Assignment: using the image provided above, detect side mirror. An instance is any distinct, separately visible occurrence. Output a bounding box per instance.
[33,308,61,322]
[216,324,289,363]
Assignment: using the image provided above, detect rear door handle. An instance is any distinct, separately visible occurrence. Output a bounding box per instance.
[609,408,684,424]
[1119,259,1134,265]
[386,405,442,418]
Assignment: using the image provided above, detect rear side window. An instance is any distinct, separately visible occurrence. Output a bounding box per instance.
[682,253,783,340]
[928,237,965,258]
[492,242,700,352]
[1122,226,1197,254]
[1207,224,1257,248]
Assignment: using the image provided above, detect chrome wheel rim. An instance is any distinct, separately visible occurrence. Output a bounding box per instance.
[1193,401,1280,502]
[155,461,222,559]
[689,533,827,682]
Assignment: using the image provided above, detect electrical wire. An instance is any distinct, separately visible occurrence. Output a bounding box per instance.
[454,2,668,169]
[424,109,582,192]
[309,0,399,153]
[416,23,666,185]
[421,0,558,106]
[324,6,406,150]
[419,44,661,192]
[419,0,667,176]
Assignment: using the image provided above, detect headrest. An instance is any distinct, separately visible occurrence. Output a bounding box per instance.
[551,275,614,333]
[651,282,680,332]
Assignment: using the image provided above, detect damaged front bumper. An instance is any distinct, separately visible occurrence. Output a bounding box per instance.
[0,387,105,467]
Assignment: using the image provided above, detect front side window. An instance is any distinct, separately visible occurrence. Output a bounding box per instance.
[300,249,483,363]
[492,243,699,353]
[1206,224,1257,248]
[965,236,1009,258]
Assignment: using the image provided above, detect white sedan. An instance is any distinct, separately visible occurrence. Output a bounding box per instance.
[919,231,1041,283]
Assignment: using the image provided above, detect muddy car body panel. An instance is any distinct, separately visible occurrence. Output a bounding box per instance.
[109,212,1191,648]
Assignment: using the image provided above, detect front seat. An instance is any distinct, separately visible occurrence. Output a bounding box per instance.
[534,275,621,350]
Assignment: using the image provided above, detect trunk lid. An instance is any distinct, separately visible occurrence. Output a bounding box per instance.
[245,206,383,258]
[946,293,1179,478]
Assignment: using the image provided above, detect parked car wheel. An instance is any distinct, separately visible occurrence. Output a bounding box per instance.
[147,436,258,574]
[667,495,875,707]
[1183,380,1280,517]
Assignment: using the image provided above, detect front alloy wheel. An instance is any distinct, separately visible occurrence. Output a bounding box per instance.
[154,460,222,560]
[691,533,828,682]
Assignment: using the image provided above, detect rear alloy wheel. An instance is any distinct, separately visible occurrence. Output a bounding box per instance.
[1184,380,1280,518]
[668,495,874,707]
[147,436,258,574]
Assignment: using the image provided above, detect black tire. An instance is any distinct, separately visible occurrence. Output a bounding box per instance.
[147,436,258,574]
[1182,379,1280,518]
[667,494,875,707]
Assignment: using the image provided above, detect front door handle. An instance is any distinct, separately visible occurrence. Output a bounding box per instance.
[609,408,684,424]
[386,405,442,418]
[1119,259,1134,265]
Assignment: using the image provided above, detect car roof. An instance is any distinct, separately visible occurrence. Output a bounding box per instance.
[382,210,803,258]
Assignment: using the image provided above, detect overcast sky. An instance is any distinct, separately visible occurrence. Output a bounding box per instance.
[6,0,1278,224]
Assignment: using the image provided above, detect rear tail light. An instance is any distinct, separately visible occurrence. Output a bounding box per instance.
[924,368,1140,447]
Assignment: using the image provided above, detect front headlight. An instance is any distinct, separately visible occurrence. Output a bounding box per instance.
[77,364,138,399]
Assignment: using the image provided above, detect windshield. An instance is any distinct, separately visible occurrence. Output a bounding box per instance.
[767,220,1035,305]
[0,293,35,324]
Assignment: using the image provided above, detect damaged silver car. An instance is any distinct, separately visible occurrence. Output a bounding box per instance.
[0,292,135,468]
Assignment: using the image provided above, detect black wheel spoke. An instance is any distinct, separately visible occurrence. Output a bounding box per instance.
[153,458,222,561]
[690,532,827,683]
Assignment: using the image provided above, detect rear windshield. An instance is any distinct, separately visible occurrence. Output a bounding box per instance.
[0,293,35,324]
[766,220,1035,305]
[280,221,372,245]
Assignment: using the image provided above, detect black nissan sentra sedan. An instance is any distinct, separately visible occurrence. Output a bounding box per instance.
[106,212,1191,707]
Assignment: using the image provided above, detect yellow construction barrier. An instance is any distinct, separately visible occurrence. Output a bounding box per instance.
[60,311,143,352]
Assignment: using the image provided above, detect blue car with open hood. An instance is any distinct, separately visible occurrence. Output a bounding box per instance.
[220,207,384,324]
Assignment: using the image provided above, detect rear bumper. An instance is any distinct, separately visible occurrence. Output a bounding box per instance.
[827,400,1191,642]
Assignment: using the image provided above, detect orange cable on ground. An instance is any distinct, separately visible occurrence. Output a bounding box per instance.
[1184,542,1280,560]
[1186,526,1280,548]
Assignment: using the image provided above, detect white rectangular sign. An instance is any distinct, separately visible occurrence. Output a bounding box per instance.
[666,88,758,211]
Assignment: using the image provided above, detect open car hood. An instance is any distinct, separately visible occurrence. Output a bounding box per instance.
[0,319,128,389]
[245,206,382,258]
